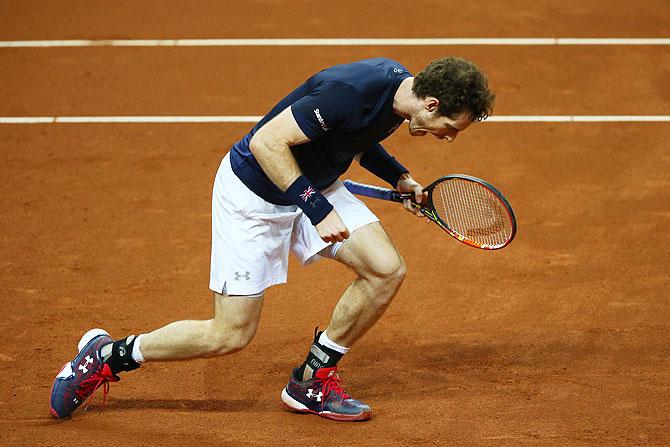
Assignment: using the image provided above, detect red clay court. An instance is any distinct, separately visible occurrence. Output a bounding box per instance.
[1,1,669,445]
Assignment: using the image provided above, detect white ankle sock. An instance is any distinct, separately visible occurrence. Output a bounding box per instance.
[318,331,349,355]
[131,334,145,364]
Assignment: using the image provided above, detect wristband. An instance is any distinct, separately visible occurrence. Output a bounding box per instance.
[359,144,409,187]
[285,175,334,225]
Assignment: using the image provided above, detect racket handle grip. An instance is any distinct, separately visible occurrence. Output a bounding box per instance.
[343,179,406,202]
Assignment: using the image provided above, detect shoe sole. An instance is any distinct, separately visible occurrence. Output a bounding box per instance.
[50,328,110,419]
[281,388,372,422]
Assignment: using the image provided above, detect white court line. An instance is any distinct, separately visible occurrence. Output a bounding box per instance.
[489,115,670,122]
[0,38,669,48]
[1,116,669,124]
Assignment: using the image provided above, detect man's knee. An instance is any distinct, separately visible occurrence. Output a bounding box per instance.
[338,223,406,289]
[205,292,263,356]
[204,320,257,356]
[367,254,407,293]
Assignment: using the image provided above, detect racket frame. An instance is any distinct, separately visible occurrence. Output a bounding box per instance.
[343,175,517,250]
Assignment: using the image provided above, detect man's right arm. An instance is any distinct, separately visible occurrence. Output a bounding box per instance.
[248,107,308,191]
[249,107,350,243]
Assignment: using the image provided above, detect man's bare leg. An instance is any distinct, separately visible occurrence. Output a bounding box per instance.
[299,221,405,380]
[326,222,405,346]
[282,222,403,421]
[139,292,264,361]
[99,292,264,376]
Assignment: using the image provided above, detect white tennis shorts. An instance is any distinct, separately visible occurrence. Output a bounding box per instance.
[209,153,379,295]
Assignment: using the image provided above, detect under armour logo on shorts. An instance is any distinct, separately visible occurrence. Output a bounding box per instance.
[234,271,250,281]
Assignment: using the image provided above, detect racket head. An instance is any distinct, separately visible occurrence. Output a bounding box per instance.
[419,175,517,250]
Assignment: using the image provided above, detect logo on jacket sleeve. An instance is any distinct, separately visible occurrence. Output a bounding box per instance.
[313,108,329,132]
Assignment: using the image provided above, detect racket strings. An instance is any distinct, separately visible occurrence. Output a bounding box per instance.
[433,179,512,247]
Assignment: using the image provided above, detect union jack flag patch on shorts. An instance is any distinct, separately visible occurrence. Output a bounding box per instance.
[300,186,316,202]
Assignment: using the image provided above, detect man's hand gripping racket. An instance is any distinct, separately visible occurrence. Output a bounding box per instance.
[343,175,517,250]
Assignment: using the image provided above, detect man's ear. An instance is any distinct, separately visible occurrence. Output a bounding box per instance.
[425,97,440,113]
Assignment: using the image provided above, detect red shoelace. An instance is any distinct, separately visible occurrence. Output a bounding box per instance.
[320,371,351,400]
[76,363,118,413]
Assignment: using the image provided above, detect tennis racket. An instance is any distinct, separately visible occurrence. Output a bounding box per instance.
[343,175,516,250]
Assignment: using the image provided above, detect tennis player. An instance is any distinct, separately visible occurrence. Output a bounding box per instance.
[50,56,494,421]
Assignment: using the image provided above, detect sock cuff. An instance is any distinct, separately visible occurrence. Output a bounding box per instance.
[318,331,349,355]
[131,334,146,364]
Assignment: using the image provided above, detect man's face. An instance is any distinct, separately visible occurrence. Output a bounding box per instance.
[408,99,473,142]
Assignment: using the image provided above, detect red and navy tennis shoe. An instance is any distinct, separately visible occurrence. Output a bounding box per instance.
[281,366,371,421]
[50,329,118,419]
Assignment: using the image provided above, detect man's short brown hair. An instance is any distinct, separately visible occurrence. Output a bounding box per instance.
[412,56,495,122]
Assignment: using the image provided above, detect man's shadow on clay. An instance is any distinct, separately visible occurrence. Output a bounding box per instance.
[106,398,264,413]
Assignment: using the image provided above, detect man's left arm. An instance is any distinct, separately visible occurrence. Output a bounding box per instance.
[357,144,426,214]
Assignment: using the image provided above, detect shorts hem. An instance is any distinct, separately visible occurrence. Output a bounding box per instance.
[209,275,287,296]
[301,218,379,264]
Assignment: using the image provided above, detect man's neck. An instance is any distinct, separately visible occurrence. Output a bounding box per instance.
[393,77,418,119]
